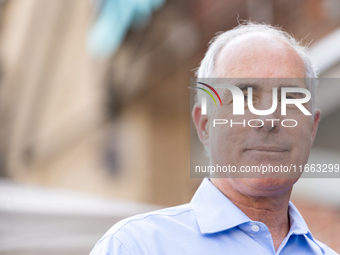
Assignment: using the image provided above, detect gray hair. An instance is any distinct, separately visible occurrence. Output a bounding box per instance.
[195,21,318,113]
[194,21,318,157]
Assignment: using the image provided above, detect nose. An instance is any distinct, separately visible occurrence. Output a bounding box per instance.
[257,117,280,133]
[250,94,281,133]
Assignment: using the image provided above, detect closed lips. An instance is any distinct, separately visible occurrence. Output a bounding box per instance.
[247,146,287,152]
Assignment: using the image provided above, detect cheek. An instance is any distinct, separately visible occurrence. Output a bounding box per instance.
[290,118,313,147]
[285,118,313,165]
[209,109,252,156]
[209,124,247,164]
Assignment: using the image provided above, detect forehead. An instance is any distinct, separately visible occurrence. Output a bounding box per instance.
[215,33,305,79]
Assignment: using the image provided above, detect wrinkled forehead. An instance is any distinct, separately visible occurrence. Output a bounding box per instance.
[215,33,305,79]
[213,78,308,96]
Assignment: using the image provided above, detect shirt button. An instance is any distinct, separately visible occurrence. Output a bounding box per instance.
[251,225,260,232]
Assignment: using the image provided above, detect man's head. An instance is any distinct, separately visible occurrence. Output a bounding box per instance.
[192,22,321,197]
[195,22,318,114]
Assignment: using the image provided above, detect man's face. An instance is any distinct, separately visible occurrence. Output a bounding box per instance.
[193,34,321,197]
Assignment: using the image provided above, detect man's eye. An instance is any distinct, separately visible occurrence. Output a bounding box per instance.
[278,96,295,101]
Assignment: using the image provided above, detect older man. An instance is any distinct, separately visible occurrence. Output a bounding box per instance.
[90,22,338,255]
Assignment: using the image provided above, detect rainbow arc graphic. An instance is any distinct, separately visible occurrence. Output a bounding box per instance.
[195,82,222,115]
[195,82,222,106]
[196,81,222,115]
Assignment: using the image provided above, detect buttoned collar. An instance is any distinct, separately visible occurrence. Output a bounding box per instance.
[190,178,315,240]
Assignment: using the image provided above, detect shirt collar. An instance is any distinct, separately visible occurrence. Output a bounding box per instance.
[287,201,325,253]
[190,178,251,234]
[190,178,315,238]
[287,201,309,235]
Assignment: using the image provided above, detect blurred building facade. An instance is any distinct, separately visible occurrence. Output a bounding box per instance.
[0,0,340,253]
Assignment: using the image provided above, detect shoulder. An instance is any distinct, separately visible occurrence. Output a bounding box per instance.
[90,203,196,254]
[104,203,193,236]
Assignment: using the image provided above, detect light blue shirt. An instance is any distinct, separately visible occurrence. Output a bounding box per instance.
[90,178,338,255]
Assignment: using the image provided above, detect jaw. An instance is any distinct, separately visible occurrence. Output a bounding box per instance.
[212,177,298,199]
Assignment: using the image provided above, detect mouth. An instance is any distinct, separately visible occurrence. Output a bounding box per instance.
[246,146,288,153]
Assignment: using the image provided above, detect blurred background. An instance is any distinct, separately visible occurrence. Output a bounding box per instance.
[0,0,339,254]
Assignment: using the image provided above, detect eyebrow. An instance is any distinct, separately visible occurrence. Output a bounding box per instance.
[234,83,263,92]
[277,84,301,88]
[278,84,308,98]
[232,83,307,99]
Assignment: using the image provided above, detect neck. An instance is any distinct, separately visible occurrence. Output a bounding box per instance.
[211,178,292,251]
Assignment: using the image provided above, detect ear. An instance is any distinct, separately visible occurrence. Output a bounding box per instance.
[310,108,321,147]
[192,104,210,146]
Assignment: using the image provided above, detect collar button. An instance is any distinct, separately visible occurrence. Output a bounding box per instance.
[251,224,260,232]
